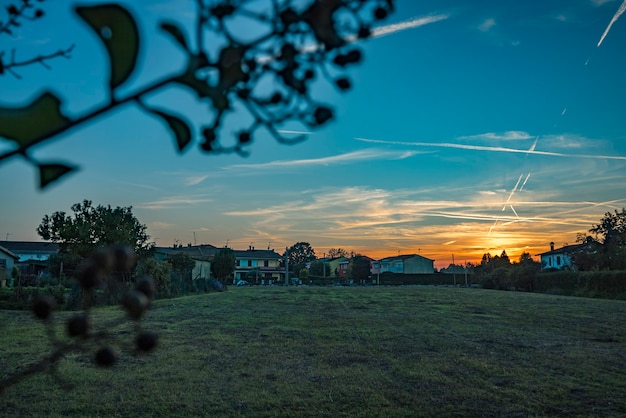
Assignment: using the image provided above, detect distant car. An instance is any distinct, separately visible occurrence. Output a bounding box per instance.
[236,280,250,286]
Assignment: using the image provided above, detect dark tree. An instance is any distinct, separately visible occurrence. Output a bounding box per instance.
[167,252,197,291]
[584,209,626,270]
[37,200,153,259]
[211,248,235,284]
[327,248,348,258]
[285,242,316,270]
[350,256,371,282]
[309,259,330,277]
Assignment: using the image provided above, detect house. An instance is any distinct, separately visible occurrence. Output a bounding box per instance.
[154,244,218,280]
[378,254,434,274]
[536,241,587,271]
[0,241,59,276]
[233,246,284,284]
[0,245,19,282]
[326,256,348,278]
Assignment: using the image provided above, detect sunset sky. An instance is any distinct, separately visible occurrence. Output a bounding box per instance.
[2,0,626,269]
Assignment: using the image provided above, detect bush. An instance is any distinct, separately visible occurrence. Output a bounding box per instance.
[0,285,68,310]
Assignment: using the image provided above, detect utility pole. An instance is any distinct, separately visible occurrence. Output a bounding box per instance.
[284,247,289,286]
[452,253,456,286]
[464,260,468,287]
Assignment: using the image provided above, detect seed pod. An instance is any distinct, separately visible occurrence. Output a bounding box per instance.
[122,290,149,320]
[112,245,135,272]
[135,276,156,300]
[77,261,104,290]
[32,296,55,320]
[94,347,118,367]
[136,332,159,352]
[90,247,114,273]
[67,313,90,337]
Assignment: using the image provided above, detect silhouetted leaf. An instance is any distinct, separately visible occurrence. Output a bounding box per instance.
[76,4,139,90]
[160,22,188,50]
[0,92,70,147]
[39,163,76,189]
[146,108,192,152]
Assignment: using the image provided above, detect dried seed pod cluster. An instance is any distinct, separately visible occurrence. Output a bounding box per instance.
[29,246,158,372]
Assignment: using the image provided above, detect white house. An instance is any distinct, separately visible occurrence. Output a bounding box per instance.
[536,242,586,271]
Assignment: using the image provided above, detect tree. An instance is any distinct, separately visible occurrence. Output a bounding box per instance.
[309,260,330,277]
[0,0,395,189]
[37,200,153,259]
[135,258,172,295]
[167,252,197,292]
[584,209,626,270]
[327,248,348,258]
[285,242,316,271]
[211,248,235,284]
[350,256,371,282]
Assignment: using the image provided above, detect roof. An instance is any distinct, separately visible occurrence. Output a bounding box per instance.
[379,254,434,262]
[536,243,588,256]
[0,245,19,260]
[154,244,219,259]
[233,249,282,259]
[0,241,59,254]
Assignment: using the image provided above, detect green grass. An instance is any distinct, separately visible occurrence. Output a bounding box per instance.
[1,286,626,417]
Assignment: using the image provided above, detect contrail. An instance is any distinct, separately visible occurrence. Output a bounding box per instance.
[597,0,626,47]
[355,137,626,160]
[519,172,531,191]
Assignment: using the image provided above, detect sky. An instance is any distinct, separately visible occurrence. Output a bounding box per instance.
[1,0,626,269]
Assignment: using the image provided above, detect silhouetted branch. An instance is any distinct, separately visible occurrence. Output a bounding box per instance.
[0,0,394,186]
[0,45,75,78]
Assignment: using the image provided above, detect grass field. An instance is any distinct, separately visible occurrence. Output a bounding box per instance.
[1,286,626,417]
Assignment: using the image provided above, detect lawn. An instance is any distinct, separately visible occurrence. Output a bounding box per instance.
[1,286,625,417]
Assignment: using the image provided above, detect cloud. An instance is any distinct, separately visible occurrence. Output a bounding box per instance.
[225,149,423,171]
[149,221,176,229]
[457,131,533,141]
[478,18,496,32]
[184,175,209,186]
[287,13,450,58]
[137,196,213,210]
[277,130,313,135]
[597,0,626,46]
[592,0,616,6]
[355,137,626,161]
[368,14,450,38]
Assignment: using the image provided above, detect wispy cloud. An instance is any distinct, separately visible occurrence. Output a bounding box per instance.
[457,131,533,141]
[290,13,451,58]
[225,149,423,170]
[368,14,450,38]
[355,137,626,161]
[184,175,209,186]
[597,0,626,46]
[277,130,313,135]
[137,196,213,210]
[478,18,496,32]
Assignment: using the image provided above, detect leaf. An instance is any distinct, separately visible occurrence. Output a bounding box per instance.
[39,163,76,189]
[160,22,188,50]
[75,4,139,90]
[0,92,70,147]
[146,108,192,152]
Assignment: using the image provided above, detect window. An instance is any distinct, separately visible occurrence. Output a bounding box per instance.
[556,256,561,266]
[0,259,6,270]
[264,260,269,267]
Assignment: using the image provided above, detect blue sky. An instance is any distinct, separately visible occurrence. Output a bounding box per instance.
[1,0,626,268]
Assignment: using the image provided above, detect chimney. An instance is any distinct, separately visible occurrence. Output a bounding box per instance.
[550,242,555,251]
